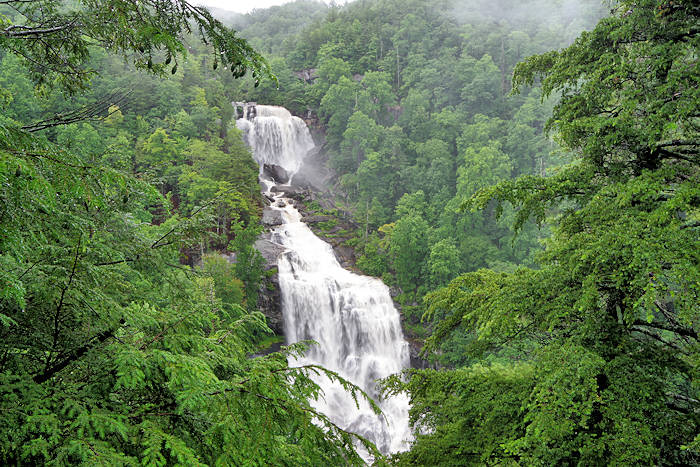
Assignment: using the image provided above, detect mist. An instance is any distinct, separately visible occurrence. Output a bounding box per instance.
[448,0,607,25]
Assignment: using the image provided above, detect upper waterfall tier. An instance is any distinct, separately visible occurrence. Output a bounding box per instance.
[235,104,314,175]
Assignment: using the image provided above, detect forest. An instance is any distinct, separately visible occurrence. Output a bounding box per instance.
[0,0,698,465]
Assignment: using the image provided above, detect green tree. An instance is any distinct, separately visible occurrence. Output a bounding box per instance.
[312,56,352,102]
[388,212,432,294]
[187,87,221,141]
[383,362,533,466]
[409,138,456,214]
[427,238,461,289]
[0,0,272,93]
[357,231,390,278]
[138,127,183,194]
[397,1,700,464]
[55,123,105,159]
[230,221,265,310]
[397,88,431,142]
[394,190,428,220]
[170,109,198,139]
[0,54,40,122]
[458,54,502,116]
[456,142,512,198]
[319,75,364,147]
[337,110,382,172]
[361,70,397,124]
[178,136,259,244]
[357,151,395,228]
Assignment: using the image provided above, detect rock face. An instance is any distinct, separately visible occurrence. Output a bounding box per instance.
[254,236,286,335]
[262,164,290,184]
[408,341,431,369]
[261,208,284,227]
[254,236,286,267]
[271,185,306,200]
[258,273,284,335]
[301,215,332,224]
[221,252,237,264]
[333,245,356,270]
[293,68,318,84]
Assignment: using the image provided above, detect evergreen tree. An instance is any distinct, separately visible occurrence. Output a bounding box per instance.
[0,0,384,464]
[389,1,699,463]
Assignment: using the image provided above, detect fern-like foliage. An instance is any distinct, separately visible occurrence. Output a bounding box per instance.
[0,123,380,465]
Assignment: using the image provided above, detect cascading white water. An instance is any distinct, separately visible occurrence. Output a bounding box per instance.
[237,104,412,460]
[236,104,314,175]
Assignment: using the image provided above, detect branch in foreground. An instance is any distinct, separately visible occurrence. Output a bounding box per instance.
[33,321,123,384]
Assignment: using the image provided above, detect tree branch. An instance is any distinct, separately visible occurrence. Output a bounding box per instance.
[11,149,94,169]
[631,326,688,353]
[47,237,81,369]
[656,140,700,148]
[2,23,75,37]
[34,323,121,384]
[22,90,130,132]
[657,147,698,164]
[632,319,697,340]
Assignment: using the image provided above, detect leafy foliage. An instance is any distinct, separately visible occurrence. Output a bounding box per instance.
[229,1,610,335]
[0,0,273,93]
[0,1,388,464]
[395,0,700,464]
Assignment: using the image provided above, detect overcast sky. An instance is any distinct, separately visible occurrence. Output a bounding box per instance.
[196,0,337,14]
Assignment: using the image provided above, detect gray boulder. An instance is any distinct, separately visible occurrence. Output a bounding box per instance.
[261,208,284,227]
[301,215,332,224]
[333,245,356,269]
[271,185,307,200]
[257,273,284,334]
[263,164,290,184]
[254,237,285,334]
[254,238,286,270]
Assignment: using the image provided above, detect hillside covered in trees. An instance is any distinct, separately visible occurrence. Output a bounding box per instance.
[233,0,699,464]
[231,0,609,359]
[1,0,698,465]
[0,0,381,464]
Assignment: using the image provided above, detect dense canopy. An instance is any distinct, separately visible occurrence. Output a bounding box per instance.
[1,0,698,464]
[0,0,377,464]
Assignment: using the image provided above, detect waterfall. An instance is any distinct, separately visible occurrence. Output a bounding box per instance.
[237,104,412,460]
[235,104,314,175]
